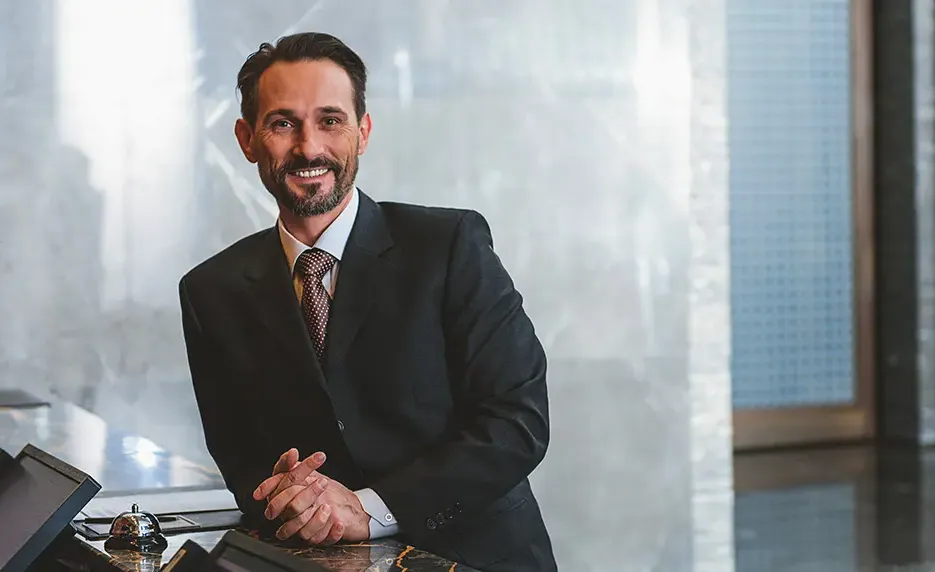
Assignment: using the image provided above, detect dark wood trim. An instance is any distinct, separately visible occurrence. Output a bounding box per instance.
[852,0,878,531]
[734,406,873,450]
[851,0,876,436]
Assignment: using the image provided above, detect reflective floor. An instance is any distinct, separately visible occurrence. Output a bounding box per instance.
[734,444,935,572]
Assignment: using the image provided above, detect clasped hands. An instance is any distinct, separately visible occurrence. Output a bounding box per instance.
[251,448,370,545]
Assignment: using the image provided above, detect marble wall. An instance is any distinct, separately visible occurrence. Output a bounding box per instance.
[0,1,733,569]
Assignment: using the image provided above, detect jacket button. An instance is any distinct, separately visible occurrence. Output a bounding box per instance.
[337,420,345,432]
[426,518,437,530]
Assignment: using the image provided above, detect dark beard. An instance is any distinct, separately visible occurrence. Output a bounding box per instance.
[261,152,358,217]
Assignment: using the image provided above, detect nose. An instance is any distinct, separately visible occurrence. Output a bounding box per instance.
[293,122,325,159]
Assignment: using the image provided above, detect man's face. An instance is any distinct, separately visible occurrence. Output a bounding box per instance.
[235,59,371,217]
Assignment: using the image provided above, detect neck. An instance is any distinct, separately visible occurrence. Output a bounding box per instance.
[279,189,354,247]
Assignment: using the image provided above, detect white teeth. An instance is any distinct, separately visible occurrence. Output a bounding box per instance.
[295,168,328,178]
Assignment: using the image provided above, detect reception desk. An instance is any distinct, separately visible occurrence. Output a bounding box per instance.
[64,528,473,571]
[0,398,473,571]
[39,526,475,571]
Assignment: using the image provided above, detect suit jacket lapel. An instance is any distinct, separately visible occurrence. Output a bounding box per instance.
[243,229,330,398]
[326,192,393,367]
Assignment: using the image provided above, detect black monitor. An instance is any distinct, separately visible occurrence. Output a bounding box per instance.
[0,443,101,572]
[160,539,210,572]
[206,531,330,572]
[0,446,14,477]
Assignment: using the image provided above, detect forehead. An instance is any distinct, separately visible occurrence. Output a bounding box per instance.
[256,59,354,116]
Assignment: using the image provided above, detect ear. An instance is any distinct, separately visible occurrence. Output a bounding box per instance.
[356,112,372,155]
[234,118,258,163]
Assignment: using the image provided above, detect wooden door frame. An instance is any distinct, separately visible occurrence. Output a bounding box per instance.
[733,0,875,451]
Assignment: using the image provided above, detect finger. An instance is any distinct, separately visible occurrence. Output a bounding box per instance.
[276,505,317,540]
[257,463,321,504]
[262,484,305,520]
[253,473,284,501]
[281,476,330,520]
[297,504,332,544]
[319,519,344,546]
[272,448,299,474]
[268,474,297,502]
[268,476,329,521]
[253,449,300,501]
[267,458,324,501]
[254,452,325,500]
[308,513,339,545]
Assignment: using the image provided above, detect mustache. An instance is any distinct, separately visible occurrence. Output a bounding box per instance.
[279,156,342,175]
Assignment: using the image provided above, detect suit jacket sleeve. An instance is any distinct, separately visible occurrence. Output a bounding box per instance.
[179,277,270,521]
[370,210,550,541]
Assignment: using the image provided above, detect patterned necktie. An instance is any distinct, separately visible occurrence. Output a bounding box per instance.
[294,248,337,361]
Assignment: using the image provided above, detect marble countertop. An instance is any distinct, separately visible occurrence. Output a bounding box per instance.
[75,528,476,571]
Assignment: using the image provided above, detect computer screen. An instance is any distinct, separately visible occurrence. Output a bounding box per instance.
[0,444,101,572]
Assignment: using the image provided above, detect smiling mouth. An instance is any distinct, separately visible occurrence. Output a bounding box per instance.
[290,167,330,178]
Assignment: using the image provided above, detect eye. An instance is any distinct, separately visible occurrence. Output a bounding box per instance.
[272,119,294,130]
[322,117,340,127]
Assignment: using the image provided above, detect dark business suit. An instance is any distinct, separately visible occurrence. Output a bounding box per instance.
[179,191,556,571]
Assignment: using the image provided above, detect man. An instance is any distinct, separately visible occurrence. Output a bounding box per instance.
[179,32,556,571]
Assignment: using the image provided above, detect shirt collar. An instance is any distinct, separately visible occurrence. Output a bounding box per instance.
[278,187,360,274]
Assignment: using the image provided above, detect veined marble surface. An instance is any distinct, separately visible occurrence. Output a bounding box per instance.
[75,529,478,572]
[0,1,733,569]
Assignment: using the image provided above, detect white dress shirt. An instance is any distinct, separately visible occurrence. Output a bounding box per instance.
[277,188,399,539]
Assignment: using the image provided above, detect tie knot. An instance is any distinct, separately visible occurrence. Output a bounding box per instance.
[295,249,336,280]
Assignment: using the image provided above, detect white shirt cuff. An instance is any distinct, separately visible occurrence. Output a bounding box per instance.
[354,488,399,539]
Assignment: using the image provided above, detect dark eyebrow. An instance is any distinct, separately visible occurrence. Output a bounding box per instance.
[318,106,348,118]
[262,108,298,124]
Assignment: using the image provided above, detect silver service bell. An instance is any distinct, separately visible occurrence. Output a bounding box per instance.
[103,503,169,553]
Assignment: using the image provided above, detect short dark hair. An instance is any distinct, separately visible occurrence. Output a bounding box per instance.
[237,32,367,125]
